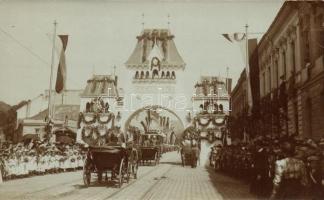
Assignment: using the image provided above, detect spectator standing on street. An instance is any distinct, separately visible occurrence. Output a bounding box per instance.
[270,141,308,200]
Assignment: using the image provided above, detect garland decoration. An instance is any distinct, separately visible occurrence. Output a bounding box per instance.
[81,126,93,139]
[97,113,114,124]
[212,117,226,126]
[197,117,211,126]
[196,116,226,127]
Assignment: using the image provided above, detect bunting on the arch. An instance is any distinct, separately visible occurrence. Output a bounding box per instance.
[222,33,246,43]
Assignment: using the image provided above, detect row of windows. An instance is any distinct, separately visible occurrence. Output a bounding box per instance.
[261,41,295,97]
[134,70,176,79]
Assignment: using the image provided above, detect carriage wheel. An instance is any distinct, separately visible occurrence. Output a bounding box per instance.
[181,153,185,167]
[126,162,131,183]
[156,152,160,165]
[154,152,158,166]
[133,150,139,179]
[118,158,125,188]
[98,172,102,183]
[83,171,91,186]
[133,162,138,179]
[83,163,91,186]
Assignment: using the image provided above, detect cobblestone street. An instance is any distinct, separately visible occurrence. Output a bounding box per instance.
[0,146,255,200]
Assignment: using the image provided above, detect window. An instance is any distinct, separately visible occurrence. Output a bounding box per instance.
[315,14,324,57]
[268,66,271,92]
[275,60,279,88]
[263,72,266,96]
[291,42,296,73]
[306,98,312,137]
[303,14,311,64]
[282,51,287,80]
[293,100,299,135]
[302,31,310,64]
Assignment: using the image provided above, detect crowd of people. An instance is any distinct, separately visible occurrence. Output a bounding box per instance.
[0,140,86,182]
[210,134,324,199]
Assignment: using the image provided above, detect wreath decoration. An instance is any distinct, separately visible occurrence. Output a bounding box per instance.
[151,57,161,71]
[96,124,108,136]
[81,113,97,125]
[81,126,93,138]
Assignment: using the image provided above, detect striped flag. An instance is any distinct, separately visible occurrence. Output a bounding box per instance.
[222,33,245,43]
[55,35,68,94]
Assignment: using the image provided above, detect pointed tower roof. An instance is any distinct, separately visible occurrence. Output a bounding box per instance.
[125,29,185,69]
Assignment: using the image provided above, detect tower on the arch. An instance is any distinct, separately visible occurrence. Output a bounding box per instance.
[123,28,187,140]
[126,29,185,85]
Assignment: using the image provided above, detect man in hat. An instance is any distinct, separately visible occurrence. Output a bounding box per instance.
[270,141,308,199]
[250,139,269,197]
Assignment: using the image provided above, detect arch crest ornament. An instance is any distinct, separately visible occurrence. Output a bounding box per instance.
[124,105,185,139]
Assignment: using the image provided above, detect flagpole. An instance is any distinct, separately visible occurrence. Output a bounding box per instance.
[48,21,57,121]
[245,24,252,115]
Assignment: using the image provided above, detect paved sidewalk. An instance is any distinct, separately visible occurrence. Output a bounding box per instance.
[207,168,256,200]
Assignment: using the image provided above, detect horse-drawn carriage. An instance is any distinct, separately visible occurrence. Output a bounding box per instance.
[180,127,200,168]
[138,131,164,166]
[180,139,200,168]
[83,144,138,188]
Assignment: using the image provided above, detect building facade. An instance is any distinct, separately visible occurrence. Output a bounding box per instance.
[190,76,231,142]
[258,1,324,139]
[231,70,247,119]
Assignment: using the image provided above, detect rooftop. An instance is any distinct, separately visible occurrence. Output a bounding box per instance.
[81,75,119,98]
[30,104,80,121]
[193,76,232,98]
[125,28,185,69]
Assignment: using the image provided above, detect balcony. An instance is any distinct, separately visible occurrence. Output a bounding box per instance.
[132,78,176,84]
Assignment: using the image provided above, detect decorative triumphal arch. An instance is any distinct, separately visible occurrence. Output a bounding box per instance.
[121,28,188,140]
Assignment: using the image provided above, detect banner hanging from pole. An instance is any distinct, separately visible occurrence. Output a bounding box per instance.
[55,35,68,94]
[222,29,255,115]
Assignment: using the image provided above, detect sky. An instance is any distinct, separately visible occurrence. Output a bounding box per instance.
[0,0,283,105]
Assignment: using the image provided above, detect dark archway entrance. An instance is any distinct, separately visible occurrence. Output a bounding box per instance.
[124,105,184,144]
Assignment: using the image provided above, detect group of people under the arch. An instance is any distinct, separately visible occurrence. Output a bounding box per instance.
[134,70,176,80]
[200,101,224,114]
[85,97,109,113]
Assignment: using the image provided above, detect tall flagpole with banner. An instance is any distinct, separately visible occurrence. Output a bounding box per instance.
[46,21,69,141]
[222,24,255,143]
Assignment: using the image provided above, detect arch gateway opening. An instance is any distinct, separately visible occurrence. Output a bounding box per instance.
[124,105,184,145]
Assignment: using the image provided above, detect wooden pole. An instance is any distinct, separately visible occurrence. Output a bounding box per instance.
[48,21,57,120]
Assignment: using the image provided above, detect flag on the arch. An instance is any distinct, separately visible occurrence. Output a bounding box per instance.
[55,35,68,94]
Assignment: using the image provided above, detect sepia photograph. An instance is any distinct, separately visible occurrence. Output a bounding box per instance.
[0,0,324,199]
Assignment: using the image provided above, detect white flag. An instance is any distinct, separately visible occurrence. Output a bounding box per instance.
[222,33,255,114]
